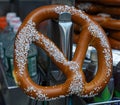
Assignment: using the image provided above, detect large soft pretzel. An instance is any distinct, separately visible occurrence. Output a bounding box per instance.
[13,5,112,101]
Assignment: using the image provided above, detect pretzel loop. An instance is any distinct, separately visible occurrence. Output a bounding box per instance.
[13,5,112,101]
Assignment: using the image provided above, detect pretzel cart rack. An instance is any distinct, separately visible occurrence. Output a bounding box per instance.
[0,0,120,105]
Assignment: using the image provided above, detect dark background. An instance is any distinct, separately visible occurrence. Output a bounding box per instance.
[0,0,50,21]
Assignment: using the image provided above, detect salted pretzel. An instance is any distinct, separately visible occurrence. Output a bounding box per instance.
[74,27,120,50]
[76,3,120,16]
[74,14,120,48]
[76,0,120,6]
[13,5,112,101]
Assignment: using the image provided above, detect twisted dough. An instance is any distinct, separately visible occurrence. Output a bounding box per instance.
[74,26,120,50]
[13,5,112,101]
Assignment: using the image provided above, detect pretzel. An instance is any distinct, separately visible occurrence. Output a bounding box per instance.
[108,31,120,49]
[90,15,120,31]
[74,27,120,49]
[76,0,120,6]
[13,5,112,101]
[74,15,120,31]
[108,37,120,50]
[76,3,120,16]
[109,31,120,41]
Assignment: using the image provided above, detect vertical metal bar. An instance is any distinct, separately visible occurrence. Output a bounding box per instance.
[58,12,73,60]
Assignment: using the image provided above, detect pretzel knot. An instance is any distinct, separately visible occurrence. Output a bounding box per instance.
[13,5,112,101]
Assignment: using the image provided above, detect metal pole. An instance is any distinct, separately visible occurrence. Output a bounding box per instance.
[58,12,73,60]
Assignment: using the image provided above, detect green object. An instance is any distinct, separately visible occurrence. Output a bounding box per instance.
[94,86,111,102]
[114,90,120,98]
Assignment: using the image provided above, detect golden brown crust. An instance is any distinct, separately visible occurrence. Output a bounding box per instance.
[73,25,120,50]
[109,31,120,41]
[74,15,120,31]
[108,36,120,50]
[90,15,120,30]
[73,15,120,50]
[13,5,112,100]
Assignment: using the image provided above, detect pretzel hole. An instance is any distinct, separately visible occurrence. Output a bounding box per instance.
[73,42,99,83]
[34,19,68,86]
[84,47,98,83]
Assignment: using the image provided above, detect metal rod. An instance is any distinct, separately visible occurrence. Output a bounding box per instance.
[88,100,120,105]
[59,12,73,60]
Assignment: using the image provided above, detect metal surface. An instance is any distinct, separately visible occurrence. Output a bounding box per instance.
[59,12,73,60]
[88,100,120,105]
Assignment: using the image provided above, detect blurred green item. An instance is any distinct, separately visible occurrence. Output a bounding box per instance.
[94,86,111,102]
[114,90,120,98]
[94,77,114,102]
